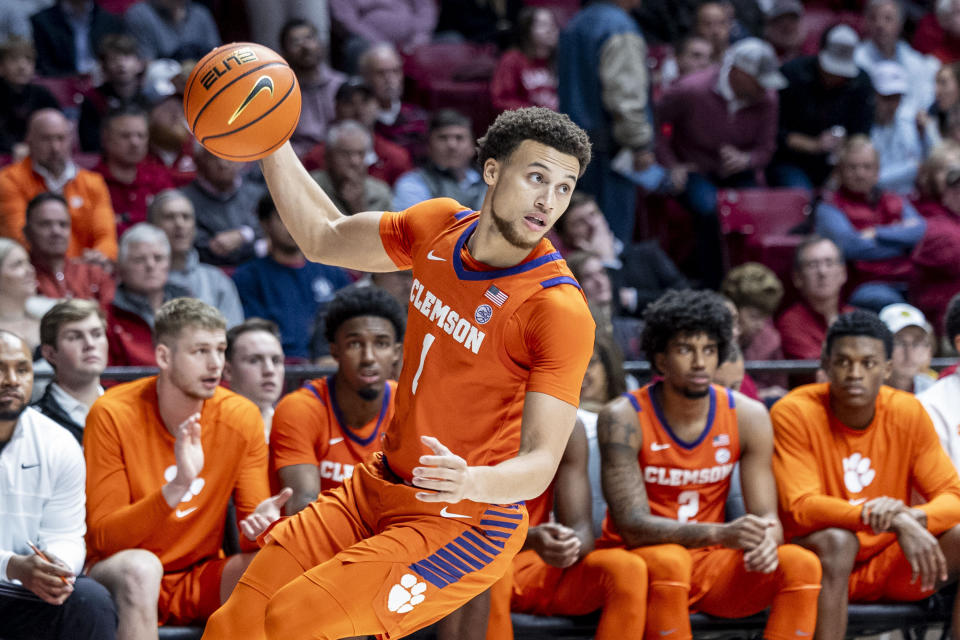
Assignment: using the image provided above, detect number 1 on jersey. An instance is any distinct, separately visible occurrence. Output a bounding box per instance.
[411,333,436,394]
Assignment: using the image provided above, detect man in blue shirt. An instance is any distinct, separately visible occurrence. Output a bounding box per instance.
[233,194,351,360]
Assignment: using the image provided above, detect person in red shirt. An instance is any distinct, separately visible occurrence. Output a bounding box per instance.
[24,192,115,308]
[491,7,559,112]
[94,107,174,237]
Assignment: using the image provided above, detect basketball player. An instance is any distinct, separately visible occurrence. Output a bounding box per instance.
[269,286,405,513]
[202,106,595,640]
[772,310,960,640]
[597,290,821,640]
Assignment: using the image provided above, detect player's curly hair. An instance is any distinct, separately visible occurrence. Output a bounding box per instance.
[641,290,733,374]
[946,293,960,342]
[324,286,406,344]
[477,107,592,177]
[824,309,893,359]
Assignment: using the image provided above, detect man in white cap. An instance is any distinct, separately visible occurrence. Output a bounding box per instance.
[768,23,875,189]
[881,302,937,394]
[655,36,785,288]
[919,293,960,470]
[870,61,938,194]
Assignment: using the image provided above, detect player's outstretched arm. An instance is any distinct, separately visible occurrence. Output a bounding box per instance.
[599,396,731,549]
[277,464,320,515]
[260,142,397,272]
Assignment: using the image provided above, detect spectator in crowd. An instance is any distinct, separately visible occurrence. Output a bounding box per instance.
[491,6,559,112]
[919,293,960,469]
[123,0,220,61]
[242,0,329,53]
[78,34,150,153]
[870,62,937,194]
[914,140,960,207]
[0,330,118,640]
[721,262,787,397]
[0,37,59,156]
[33,299,107,444]
[713,342,746,392]
[566,250,644,361]
[553,192,688,317]
[147,189,244,327]
[814,135,926,311]
[558,0,654,242]
[656,37,783,288]
[106,223,190,366]
[233,193,351,361]
[769,24,875,189]
[25,192,115,307]
[280,18,345,157]
[181,146,266,267]
[435,0,522,49]
[30,0,125,76]
[329,0,436,64]
[0,109,118,262]
[301,78,413,186]
[880,302,937,394]
[310,120,392,215]
[147,94,197,187]
[392,109,485,211]
[855,0,940,123]
[95,107,175,236]
[271,286,403,514]
[0,238,43,353]
[597,289,822,640]
[910,165,960,329]
[695,0,733,63]
[634,0,761,49]
[913,0,960,63]
[776,236,854,361]
[358,42,429,162]
[720,294,762,401]
[84,297,289,633]
[762,0,804,64]
[223,318,285,442]
[771,310,960,640]
[659,35,714,90]
[931,63,960,138]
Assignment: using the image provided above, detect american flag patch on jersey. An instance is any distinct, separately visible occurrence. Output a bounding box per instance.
[713,433,730,447]
[484,285,508,307]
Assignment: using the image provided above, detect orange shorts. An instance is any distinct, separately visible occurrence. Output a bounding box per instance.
[849,540,934,602]
[159,556,228,625]
[250,455,529,639]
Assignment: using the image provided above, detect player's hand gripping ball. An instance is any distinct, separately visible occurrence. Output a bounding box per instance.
[183,42,301,161]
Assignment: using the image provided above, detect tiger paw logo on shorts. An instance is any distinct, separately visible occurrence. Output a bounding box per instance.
[387,574,427,614]
[842,452,875,493]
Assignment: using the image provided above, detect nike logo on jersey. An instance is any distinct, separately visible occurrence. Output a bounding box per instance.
[439,506,470,519]
[848,498,867,506]
[426,250,445,261]
[650,443,670,451]
[328,437,344,445]
[410,279,486,354]
[20,463,39,469]
[175,507,197,518]
[659,630,676,636]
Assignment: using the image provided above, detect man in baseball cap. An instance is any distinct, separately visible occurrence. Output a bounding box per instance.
[763,0,805,63]
[880,302,937,393]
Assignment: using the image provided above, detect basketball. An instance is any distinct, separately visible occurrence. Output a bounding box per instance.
[183,42,301,161]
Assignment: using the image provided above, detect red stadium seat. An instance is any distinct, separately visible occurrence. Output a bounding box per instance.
[33,75,92,112]
[800,9,865,56]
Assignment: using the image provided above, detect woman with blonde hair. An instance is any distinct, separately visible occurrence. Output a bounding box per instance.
[0,237,52,354]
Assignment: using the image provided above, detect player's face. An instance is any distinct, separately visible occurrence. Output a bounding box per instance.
[0,334,32,421]
[330,316,399,401]
[225,330,285,407]
[24,200,71,258]
[103,115,149,166]
[161,327,227,400]
[152,197,196,255]
[486,140,579,250]
[0,244,37,300]
[656,332,720,399]
[46,314,108,382]
[824,335,890,410]
[118,241,169,295]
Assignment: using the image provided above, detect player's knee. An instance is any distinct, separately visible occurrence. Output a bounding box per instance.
[601,552,648,600]
[776,544,822,586]
[264,586,351,640]
[804,528,858,577]
[95,549,163,606]
[638,544,692,584]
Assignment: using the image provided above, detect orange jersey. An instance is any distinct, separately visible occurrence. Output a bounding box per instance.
[84,376,270,570]
[377,198,595,481]
[601,383,741,545]
[771,383,960,559]
[270,377,397,492]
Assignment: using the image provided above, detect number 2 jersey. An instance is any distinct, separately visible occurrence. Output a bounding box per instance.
[377,198,595,481]
[600,382,741,546]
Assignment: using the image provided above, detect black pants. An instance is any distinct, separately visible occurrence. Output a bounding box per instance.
[0,576,117,640]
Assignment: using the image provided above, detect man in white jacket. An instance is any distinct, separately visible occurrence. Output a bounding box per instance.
[919,293,960,470]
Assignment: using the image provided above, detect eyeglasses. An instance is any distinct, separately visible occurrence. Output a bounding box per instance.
[798,258,842,272]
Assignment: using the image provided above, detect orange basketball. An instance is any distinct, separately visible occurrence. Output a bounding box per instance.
[184,42,301,161]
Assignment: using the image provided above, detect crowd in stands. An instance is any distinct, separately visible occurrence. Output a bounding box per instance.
[5,0,960,637]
